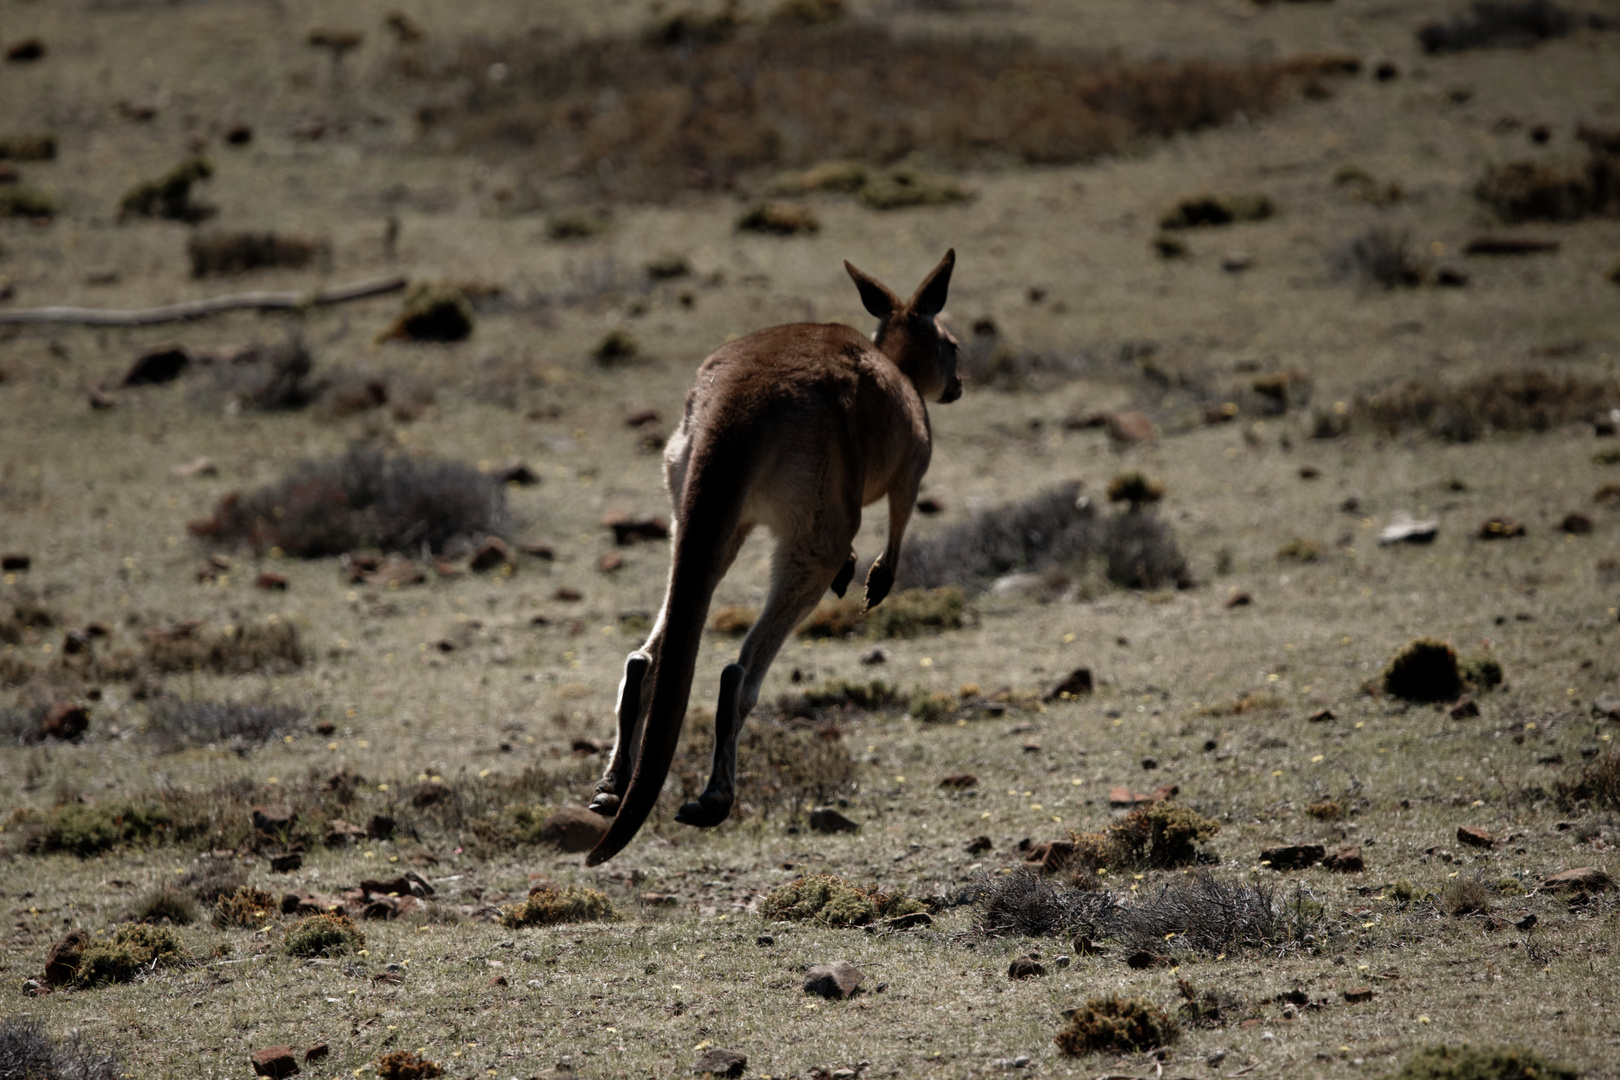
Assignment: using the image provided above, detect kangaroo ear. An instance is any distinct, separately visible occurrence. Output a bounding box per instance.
[845,261,900,320]
[909,248,955,317]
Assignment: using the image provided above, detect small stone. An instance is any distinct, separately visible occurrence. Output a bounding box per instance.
[1107,410,1155,443]
[519,541,555,560]
[1220,251,1253,273]
[122,344,190,387]
[599,552,625,573]
[469,537,515,572]
[1449,695,1480,719]
[625,407,661,427]
[1539,867,1612,892]
[804,961,862,999]
[23,978,49,996]
[938,774,978,789]
[268,852,303,873]
[1260,843,1326,870]
[1591,695,1620,721]
[1141,756,1158,770]
[1073,935,1100,956]
[1343,987,1374,1004]
[490,458,541,485]
[44,929,88,986]
[693,1047,747,1077]
[411,779,453,807]
[1322,845,1364,873]
[1044,667,1093,701]
[1515,914,1538,931]
[1457,825,1495,849]
[252,805,297,833]
[915,496,945,515]
[808,807,860,834]
[539,805,609,853]
[1308,707,1336,723]
[255,571,289,591]
[1007,956,1046,980]
[488,974,509,987]
[39,702,89,742]
[603,511,670,546]
[1225,590,1253,608]
[0,552,30,571]
[251,1045,300,1078]
[1379,511,1439,545]
[170,456,218,478]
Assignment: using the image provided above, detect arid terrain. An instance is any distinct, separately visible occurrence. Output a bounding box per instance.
[1,1,1618,1078]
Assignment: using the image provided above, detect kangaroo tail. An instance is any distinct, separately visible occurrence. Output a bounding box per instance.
[586,442,751,866]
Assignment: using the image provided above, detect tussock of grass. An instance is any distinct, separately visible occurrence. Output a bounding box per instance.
[709,604,757,635]
[1114,870,1316,955]
[1099,802,1223,870]
[1475,144,1620,223]
[797,598,869,638]
[1104,508,1193,590]
[376,1051,447,1080]
[971,869,1119,939]
[736,201,820,235]
[1383,638,1464,702]
[866,586,966,637]
[0,186,58,218]
[142,620,303,676]
[209,336,322,412]
[1330,227,1427,288]
[214,886,279,929]
[1055,996,1178,1056]
[135,885,197,925]
[145,699,305,751]
[889,481,1100,593]
[74,924,187,987]
[0,1017,121,1080]
[284,912,364,957]
[1276,537,1323,562]
[179,859,248,903]
[1418,0,1583,54]
[546,208,612,239]
[759,874,925,927]
[1442,875,1496,916]
[1554,750,1620,812]
[1175,977,1246,1028]
[19,801,186,858]
[187,231,328,278]
[188,446,510,557]
[118,156,213,222]
[502,884,616,927]
[856,166,971,210]
[1159,192,1274,230]
[780,679,903,714]
[1356,371,1620,442]
[1382,1044,1577,1080]
[0,133,57,160]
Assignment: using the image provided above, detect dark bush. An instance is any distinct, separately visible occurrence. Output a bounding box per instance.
[1159,192,1274,230]
[74,924,187,987]
[0,133,57,160]
[210,336,323,411]
[971,868,1119,939]
[1330,227,1426,288]
[1103,509,1193,590]
[1055,996,1178,1056]
[383,283,474,342]
[1113,870,1316,956]
[118,156,214,222]
[0,186,58,218]
[1383,1044,1577,1080]
[1475,147,1620,223]
[1383,637,1464,702]
[0,1016,121,1080]
[1417,1,1580,54]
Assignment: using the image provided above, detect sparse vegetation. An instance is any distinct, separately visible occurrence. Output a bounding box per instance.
[1383,637,1465,702]
[1418,1,1583,54]
[0,1017,121,1080]
[213,886,278,929]
[134,884,197,925]
[141,620,304,675]
[1357,371,1620,442]
[1475,142,1620,223]
[1159,192,1274,230]
[1113,870,1317,955]
[864,586,966,638]
[118,156,213,222]
[284,913,365,957]
[1382,1044,1577,1080]
[758,874,926,927]
[502,884,616,927]
[376,1051,447,1080]
[1554,750,1620,812]
[187,231,328,277]
[1055,996,1179,1056]
[1331,226,1427,288]
[74,924,187,987]
[0,186,58,218]
[144,699,304,750]
[736,201,820,235]
[383,282,475,342]
[971,869,1118,939]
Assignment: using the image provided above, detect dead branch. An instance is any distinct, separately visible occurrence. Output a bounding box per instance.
[0,274,407,327]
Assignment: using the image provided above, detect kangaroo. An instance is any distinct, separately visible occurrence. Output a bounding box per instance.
[584,249,961,866]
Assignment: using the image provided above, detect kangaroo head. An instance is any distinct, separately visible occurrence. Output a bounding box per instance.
[845,249,961,405]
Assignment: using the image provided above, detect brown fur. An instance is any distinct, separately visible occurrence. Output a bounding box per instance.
[585,250,960,865]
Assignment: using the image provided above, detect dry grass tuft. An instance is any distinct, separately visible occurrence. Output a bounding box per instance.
[1054,996,1179,1056]
[1475,143,1620,223]
[0,133,57,160]
[1175,977,1246,1028]
[144,699,304,751]
[865,586,966,638]
[1330,226,1427,288]
[1442,875,1496,916]
[671,714,858,819]
[0,186,58,219]
[382,282,475,342]
[188,446,510,557]
[759,874,926,927]
[376,1051,447,1080]
[856,166,971,210]
[545,208,612,240]
[1385,1044,1577,1080]
[208,336,322,412]
[736,201,820,235]
[502,884,616,927]
[213,886,279,929]
[187,231,328,278]
[970,868,1118,939]
[709,604,757,635]
[179,859,248,904]
[0,1017,121,1080]
[1159,192,1274,230]
[1554,750,1620,812]
[1417,0,1583,54]
[1103,507,1193,590]
[1113,870,1316,955]
[1356,371,1620,442]
[142,620,303,676]
[1383,637,1464,702]
[135,884,197,925]
[890,481,1101,593]
[284,912,364,957]
[797,598,869,638]
[118,156,214,222]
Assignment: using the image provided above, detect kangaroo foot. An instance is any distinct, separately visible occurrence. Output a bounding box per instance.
[864,562,894,610]
[674,792,733,828]
[587,792,621,816]
[830,549,857,598]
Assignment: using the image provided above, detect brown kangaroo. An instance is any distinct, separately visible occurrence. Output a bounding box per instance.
[585,249,961,866]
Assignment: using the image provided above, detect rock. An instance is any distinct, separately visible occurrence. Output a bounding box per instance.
[1478,516,1526,540]
[488,974,509,987]
[1044,667,1093,701]
[1322,845,1364,873]
[255,571,288,591]
[1539,867,1612,892]
[251,805,296,833]
[938,774,977,790]
[411,779,453,807]
[269,852,303,873]
[122,344,191,387]
[693,1048,747,1077]
[1108,783,1177,808]
[859,647,887,665]
[1073,935,1100,956]
[1560,512,1593,534]
[1260,844,1326,870]
[469,537,515,572]
[757,934,774,946]
[1308,708,1336,723]
[1107,410,1155,443]
[1225,591,1253,608]
[1591,695,1620,721]
[490,458,541,485]
[1434,265,1469,286]
[1464,236,1560,256]
[1379,511,1439,545]
[23,978,49,996]
[1515,914,1538,931]
[1220,252,1253,273]
[915,496,945,515]
[304,1044,329,1063]
[1343,987,1374,1004]
[367,814,396,840]
[519,541,555,560]
[1126,950,1171,969]
[1449,695,1480,719]
[1007,956,1046,980]
[0,552,30,571]
[965,835,992,855]
[599,552,625,573]
[225,123,254,145]
[539,806,609,853]
[808,807,860,834]
[804,961,863,999]
[554,586,583,602]
[603,511,671,546]
[625,407,661,427]
[39,702,89,741]
[251,1045,300,1078]
[170,456,218,478]
[361,872,434,898]
[1456,826,1495,849]
[44,929,88,986]
[281,890,337,917]
[570,737,603,755]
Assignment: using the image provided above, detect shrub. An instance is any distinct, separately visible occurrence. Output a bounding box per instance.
[136,885,197,925]
[0,1017,121,1080]
[865,586,965,638]
[1554,750,1620,812]
[1475,149,1620,223]
[1382,1044,1577,1080]
[188,446,510,557]
[284,913,365,957]
[376,1051,447,1080]
[856,166,971,210]
[546,208,612,239]
[1442,875,1496,916]
[1306,800,1342,821]
[758,874,925,927]
[0,133,57,160]
[1113,870,1313,955]
[1383,637,1464,702]
[1418,1,1579,54]
[1462,656,1504,691]
[118,156,213,221]
[1104,509,1192,590]
[383,283,474,342]
[1103,802,1222,869]
[1055,996,1178,1056]
[779,679,902,715]
[592,328,639,366]
[709,604,757,635]
[214,886,279,929]
[75,924,187,987]
[1159,192,1273,230]
[797,598,868,638]
[1330,227,1426,288]
[142,621,304,676]
[893,481,1103,593]
[145,699,304,751]
[180,859,248,903]
[0,186,58,218]
[767,159,869,195]
[24,801,181,857]
[1276,537,1322,562]
[1357,371,1620,442]
[187,231,328,277]
[971,869,1119,939]
[737,201,820,235]
[210,336,323,411]
[502,884,616,927]
[1106,472,1164,509]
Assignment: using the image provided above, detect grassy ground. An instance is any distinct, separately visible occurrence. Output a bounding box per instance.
[2,0,1619,1077]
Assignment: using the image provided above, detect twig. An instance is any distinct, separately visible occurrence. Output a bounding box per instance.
[0,274,407,327]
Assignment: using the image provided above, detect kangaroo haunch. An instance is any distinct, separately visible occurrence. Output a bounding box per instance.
[584,249,962,865]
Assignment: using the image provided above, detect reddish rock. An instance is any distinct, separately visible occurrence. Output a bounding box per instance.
[625,407,661,428]
[693,1048,748,1077]
[44,929,88,986]
[1343,987,1374,1004]
[1261,844,1326,870]
[251,1045,300,1078]
[1322,845,1364,873]
[539,805,609,853]
[0,552,30,571]
[411,779,453,807]
[1539,867,1612,892]
[252,805,297,833]
[1449,695,1480,719]
[255,571,289,591]
[809,807,860,834]
[598,552,625,573]
[1044,667,1094,701]
[602,511,670,545]
[304,1044,329,1063]
[1225,590,1253,608]
[1007,955,1046,980]
[804,961,863,999]
[281,890,338,917]
[5,38,46,62]
[39,702,89,742]
[469,537,515,572]
[1456,826,1495,849]
[553,586,583,602]
[938,774,978,789]
[1107,410,1155,443]
[488,973,509,987]
[121,345,191,387]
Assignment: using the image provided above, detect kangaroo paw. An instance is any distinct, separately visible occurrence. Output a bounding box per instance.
[830,549,857,598]
[674,793,733,828]
[587,792,621,817]
[864,562,894,610]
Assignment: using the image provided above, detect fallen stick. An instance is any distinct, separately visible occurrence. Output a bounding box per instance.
[0,273,408,327]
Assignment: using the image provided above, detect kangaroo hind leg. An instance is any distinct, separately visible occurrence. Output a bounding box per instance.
[590,650,651,816]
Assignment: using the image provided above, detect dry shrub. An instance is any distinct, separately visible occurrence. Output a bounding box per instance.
[401,22,1352,201]
[376,1051,446,1080]
[1113,870,1316,955]
[1276,537,1322,563]
[209,336,323,411]
[0,1017,121,1080]
[546,208,612,239]
[118,156,214,222]
[865,586,965,637]
[285,912,364,956]
[1054,996,1178,1056]
[0,186,57,218]
[1306,800,1342,821]
[970,868,1119,939]
[592,328,639,366]
[1475,144,1620,223]
[1104,508,1193,590]
[1159,192,1274,230]
[180,859,248,903]
[1357,371,1620,442]
[144,699,304,751]
[1175,978,1246,1028]
[502,884,615,927]
[212,886,278,929]
[0,133,57,160]
[1442,875,1496,916]
[709,604,757,635]
[672,713,857,818]
[797,598,868,638]
[777,679,903,716]
[736,201,820,234]
[1417,0,1583,53]
[891,481,1102,593]
[382,283,474,342]
[767,159,870,195]
[856,166,971,210]
[135,884,197,925]
[1383,637,1464,702]
[1554,750,1620,812]
[74,924,187,987]
[1385,1045,1576,1080]
[1095,801,1222,870]
[188,446,510,557]
[1330,226,1426,288]
[142,621,303,676]
[759,874,925,927]
[187,231,328,278]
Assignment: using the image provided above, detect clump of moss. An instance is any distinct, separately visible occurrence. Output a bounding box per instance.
[284,912,364,957]
[1383,637,1464,702]
[759,874,925,928]
[1106,472,1165,509]
[118,156,213,221]
[0,186,58,219]
[1100,801,1222,869]
[592,328,639,366]
[1055,996,1179,1056]
[1276,537,1322,562]
[213,886,278,929]
[857,166,971,210]
[383,283,474,342]
[1381,1045,1577,1080]
[502,884,616,928]
[736,200,820,235]
[74,924,188,987]
[24,801,180,857]
[1159,192,1274,230]
[376,1050,447,1080]
[135,885,197,926]
[866,586,965,638]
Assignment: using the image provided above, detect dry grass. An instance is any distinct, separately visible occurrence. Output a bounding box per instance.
[1475,143,1620,223]
[186,231,328,278]
[1112,870,1318,956]
[1385,1045,1577,1080]
[891,481,1101,592]
[143,698,305,752]
[1417,0,1585,54]
[758,874,926,927]
[1356,371,1620,442]
[117,156,213,222]
[284,912,365,956]
[1054,996,1179,1056]
[969,868,1119,939]
[0,1017,121,1080]
[1330,226,1427,289]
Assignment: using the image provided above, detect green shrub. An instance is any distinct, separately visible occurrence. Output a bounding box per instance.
[865,586,965,638]
[758,874,925,927]
[214,886,278,929]
[1381,1045,1577,1080]
[26,801,179,857]
[284,912,364,957]
[502,884,616,927]
[1055,996,1179,1055]
[75,925,187,987]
